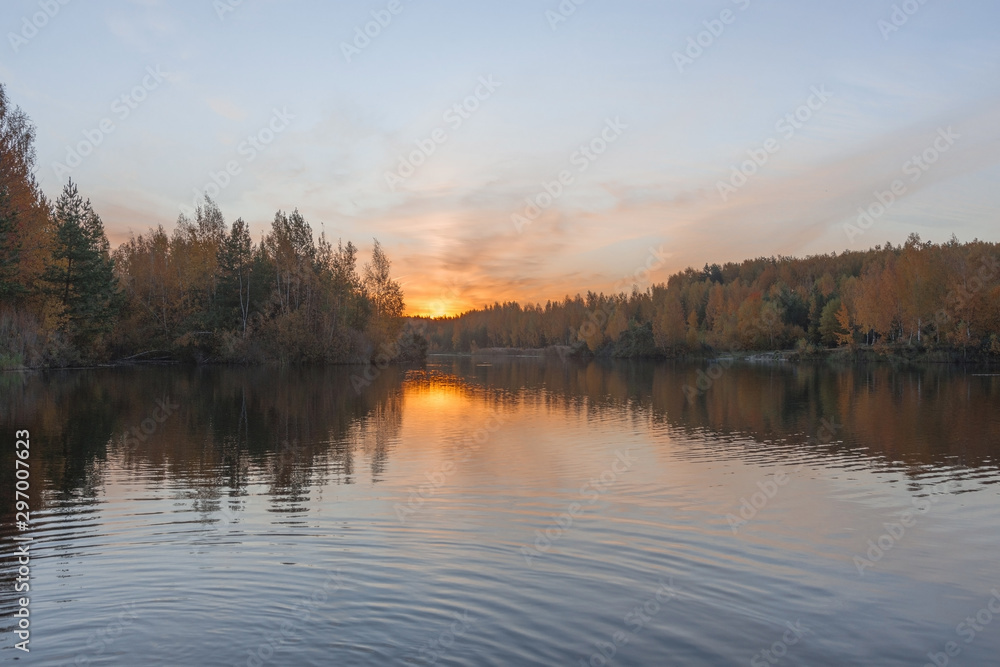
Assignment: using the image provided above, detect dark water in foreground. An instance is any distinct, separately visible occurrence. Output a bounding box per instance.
[2,358,1000,666]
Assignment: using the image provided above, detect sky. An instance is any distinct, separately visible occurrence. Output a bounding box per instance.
[2,0,999,317]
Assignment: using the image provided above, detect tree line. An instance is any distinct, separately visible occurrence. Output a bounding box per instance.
[424,235,1000,360]
[4,81,997,367]
[0,84,415,368]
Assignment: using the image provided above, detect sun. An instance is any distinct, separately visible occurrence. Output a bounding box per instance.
[406,300,456,319]
[428,305,457,319]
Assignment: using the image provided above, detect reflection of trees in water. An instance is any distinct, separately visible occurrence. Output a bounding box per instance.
[352,391,404,482]
[0,371,120,508]
[0,366,409,522]
[1,360,998,523]
[665,362,1000,469]
[431,357,1000,470]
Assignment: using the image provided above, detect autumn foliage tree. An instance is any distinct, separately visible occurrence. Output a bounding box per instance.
[112,201,407,365]
[362,239,404,349]
[3,82,995,367]
[0,84,416,367]
[218,217,254,336]
[425,235,1000,361]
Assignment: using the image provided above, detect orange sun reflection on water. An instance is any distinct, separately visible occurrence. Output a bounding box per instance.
[394,371,511,461]
[400,372,494,420]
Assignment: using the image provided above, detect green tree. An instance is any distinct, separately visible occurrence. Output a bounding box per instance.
[43,181,121,350]
[807,286,826,345]
[0,186,23,301]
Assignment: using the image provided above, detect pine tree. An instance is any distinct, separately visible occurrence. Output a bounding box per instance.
[43,181,121,350]
[0,186,24,302]
[807,286,825,345]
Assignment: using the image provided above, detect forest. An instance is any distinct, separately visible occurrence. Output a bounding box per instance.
[424,237,1000,361]
[0,84,419,368]
[2,81,998,368]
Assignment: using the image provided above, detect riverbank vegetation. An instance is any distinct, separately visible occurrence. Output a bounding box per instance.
[2,83,997,369]
[424,237,1000,363]
[0,84,415,368]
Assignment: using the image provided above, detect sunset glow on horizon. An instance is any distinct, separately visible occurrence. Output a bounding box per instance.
[7,4,1000,665]
[4,0,999,314]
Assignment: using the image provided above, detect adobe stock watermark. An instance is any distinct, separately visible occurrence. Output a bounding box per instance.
[879,251,999,354]
[681,308,786,404]
[546,0,587,31]
[236,569,349,667]
[682,355,733,403]
[750,620,812,667]
[520,449,638,566]
[511,117,627,233]
[426,276,468,320]
[931,254,999,338]
[350,279,466,392]
[121,396,180,453]
[852,479,959,576]
[843,126,959,243]
[178,504,241,555]
[52,65,169,179]
[214,0,245,21]
[726,418,840,534]
[7,0,71,53]
[350,319,430,393]
[71,602,140,666]
[181,107,293,216]
[352,280,466,393]
[340,0,413,63]
[561,244,670,357]
[922,588,1000,667]
[617,245,670,292]
[717,85,832,202]
[384,75,501,191]
[580,578,677,667]
[407,610,474,665]
[394,410,506,523]
[672,0,751,74]
[878,0,931,40]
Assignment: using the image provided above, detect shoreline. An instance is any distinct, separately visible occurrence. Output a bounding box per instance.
[450,345,999,367]
[4,345,997,372]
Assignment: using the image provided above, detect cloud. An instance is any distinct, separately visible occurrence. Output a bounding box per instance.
[585,95,1000,269]
[367,91,1000,316]
[207,97,247,122]
[106,9,177,52]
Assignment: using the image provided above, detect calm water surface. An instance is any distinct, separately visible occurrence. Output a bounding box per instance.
[2,359,1000,666]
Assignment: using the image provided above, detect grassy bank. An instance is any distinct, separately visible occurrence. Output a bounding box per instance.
[455,343,1000,367]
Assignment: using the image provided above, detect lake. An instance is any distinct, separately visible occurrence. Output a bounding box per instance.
[2,358,999,666]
